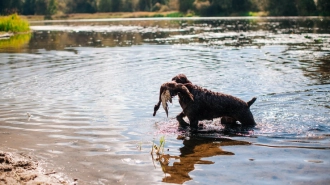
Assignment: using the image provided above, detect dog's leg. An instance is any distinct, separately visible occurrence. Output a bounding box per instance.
[176,112,189,128]
[188,117,199,131]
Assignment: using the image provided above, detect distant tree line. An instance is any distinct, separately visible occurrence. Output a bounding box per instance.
[181,0,330,16]
[0,0,329,16]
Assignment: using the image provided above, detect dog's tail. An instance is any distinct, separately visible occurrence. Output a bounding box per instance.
[247,97,257,107]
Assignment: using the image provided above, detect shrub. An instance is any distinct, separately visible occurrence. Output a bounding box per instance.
[0,14,30,32]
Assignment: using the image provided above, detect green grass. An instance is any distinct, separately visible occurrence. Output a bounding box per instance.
[247,11,269,16]
[166,12,185,17]
[0,14,30,32]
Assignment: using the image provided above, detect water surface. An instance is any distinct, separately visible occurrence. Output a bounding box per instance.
[0,17,329,184]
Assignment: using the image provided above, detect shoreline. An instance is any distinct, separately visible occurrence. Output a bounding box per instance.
[0,149,72,185]
[0,32,13,39]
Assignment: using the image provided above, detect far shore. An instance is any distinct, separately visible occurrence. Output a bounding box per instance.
[21,11,183,22]
[19,13,328,23]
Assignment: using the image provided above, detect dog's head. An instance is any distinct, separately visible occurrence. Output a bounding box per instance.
[170,74,192,97]
[171,74,192,84]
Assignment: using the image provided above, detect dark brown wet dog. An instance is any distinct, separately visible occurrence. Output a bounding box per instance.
[171,74,247,126]
[153,74,257,130]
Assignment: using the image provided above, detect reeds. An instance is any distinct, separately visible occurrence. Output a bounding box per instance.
[0,14,30,33]
[151,136,166,155]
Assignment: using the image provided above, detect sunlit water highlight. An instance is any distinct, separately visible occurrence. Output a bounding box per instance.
[0,17,329,184]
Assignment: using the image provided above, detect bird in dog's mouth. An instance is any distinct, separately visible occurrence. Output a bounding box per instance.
[161,89,172,117]
[153,82,194,118]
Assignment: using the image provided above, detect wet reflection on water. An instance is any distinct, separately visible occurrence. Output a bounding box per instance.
[0,33,31,52]
[155,137,250,184]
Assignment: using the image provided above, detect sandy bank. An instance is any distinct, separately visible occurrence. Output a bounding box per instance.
[0,150,72,185]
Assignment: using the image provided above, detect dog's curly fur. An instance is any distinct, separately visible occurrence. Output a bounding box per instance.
[154,74,257,130]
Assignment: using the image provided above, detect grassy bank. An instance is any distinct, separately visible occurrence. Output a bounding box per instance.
[0,14,30,33]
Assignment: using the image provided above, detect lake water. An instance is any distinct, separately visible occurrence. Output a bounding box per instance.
[0,17,329,184]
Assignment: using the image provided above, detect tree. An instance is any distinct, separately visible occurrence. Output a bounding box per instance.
[122,0,134,12]
[0,0,22,15]
[23,0,36,15]
[295,0,317,16]
[268,0,298,16]
[98,0,112,12]
[35,0,47,15]
[67,0,97,13]
[139,0,151,11]
[196,0,233,16]
[248,0,268,12]
[317,0,330,16]
[47,0,58,15]
[178,0,194,13]
[232,0,250,12]
[211,0,233,15]
[112,0,122,12]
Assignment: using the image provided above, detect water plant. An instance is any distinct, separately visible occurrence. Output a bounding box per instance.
[0,14,30,33]
[136,141,142,151]
[151,136,166,155]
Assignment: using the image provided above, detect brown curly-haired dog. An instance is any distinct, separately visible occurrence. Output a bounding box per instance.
[153,74,257,130]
